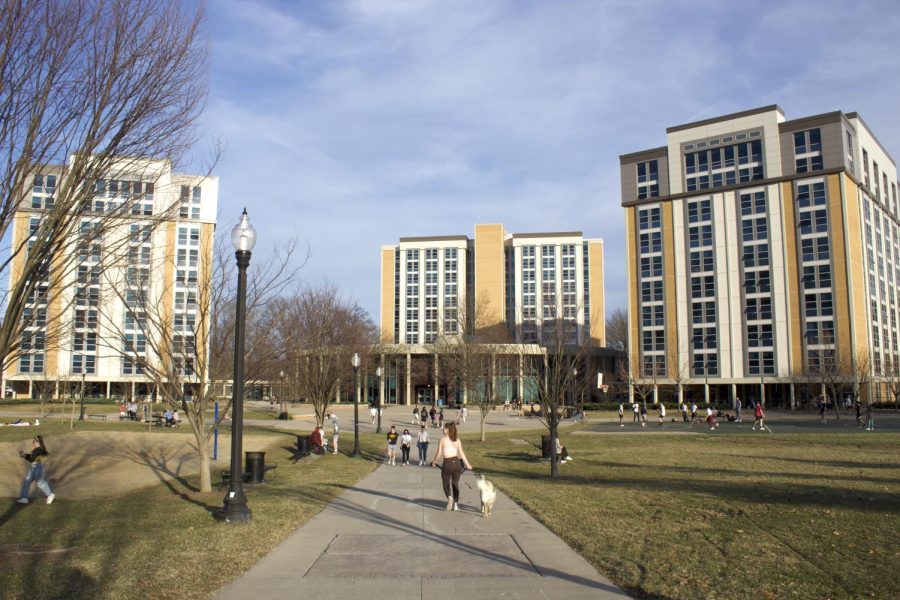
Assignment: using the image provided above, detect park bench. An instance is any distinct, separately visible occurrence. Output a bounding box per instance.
[87,414,107,421]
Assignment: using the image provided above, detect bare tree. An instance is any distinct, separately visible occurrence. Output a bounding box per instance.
[433,297,509,441]
[268,284,377,428]
[0,0,209,392]
[804,345,850,420]
[101,234,301,493]
[605,307,628,352]
[883,355,900,409]
[847,347,871,414]
[516,309,597,478]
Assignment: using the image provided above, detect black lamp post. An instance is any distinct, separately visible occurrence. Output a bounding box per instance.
[221,209,256,524]
[351,352,361,457]
[375,366,383,434]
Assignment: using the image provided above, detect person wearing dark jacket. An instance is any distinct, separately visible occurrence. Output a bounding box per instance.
[18,435,54,505]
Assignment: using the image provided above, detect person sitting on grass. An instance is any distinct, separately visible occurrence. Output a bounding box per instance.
[310,426,324,454]
[554,437,572,463]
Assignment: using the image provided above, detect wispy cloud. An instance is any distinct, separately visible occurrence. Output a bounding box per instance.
[204,0,900,318]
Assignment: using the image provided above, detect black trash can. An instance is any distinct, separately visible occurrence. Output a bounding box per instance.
[296,434,310,455]
[245,451,266,484]
[541,435,552,459]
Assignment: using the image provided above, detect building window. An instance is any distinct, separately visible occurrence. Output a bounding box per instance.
[637,160,660,199]
[638,207,660,230]
[794,129,823,173]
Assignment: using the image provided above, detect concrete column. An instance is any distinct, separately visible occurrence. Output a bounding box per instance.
[789,383,796,410]
[677,383,684,405]
[760,380,766,407]
[106,381,111,399]
[731,383,737,409]
[131,381,136,401]
[27,380,33,399]
[335,381,341,404]
[54,380,60,400]
[434,353,439,406]
[405,352,412,407]
[517,354,524,402]
[379,354,385,407]
[704,382,710,405]
[652,384,658,405]
[628,379,634,404]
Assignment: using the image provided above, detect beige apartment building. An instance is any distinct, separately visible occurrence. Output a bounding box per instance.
[5,156,217,400]
[375,224,614,406]
[621,105,899,407]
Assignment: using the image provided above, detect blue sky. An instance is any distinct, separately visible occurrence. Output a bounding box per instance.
[201,0,900,322]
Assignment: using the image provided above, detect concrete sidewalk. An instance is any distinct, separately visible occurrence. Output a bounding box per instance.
[216,462,629,600]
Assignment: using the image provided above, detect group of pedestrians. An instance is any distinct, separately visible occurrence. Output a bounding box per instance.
[411,405,447,428]
[615,399,770,432]
[384,422,472,511]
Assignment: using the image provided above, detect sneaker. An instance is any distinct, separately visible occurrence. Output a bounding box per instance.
[453,502,459,511]
[446,497,453,511]
[17,498,28,504]
[46,493,55,505]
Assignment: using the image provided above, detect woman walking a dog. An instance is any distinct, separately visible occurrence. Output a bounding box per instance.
[431,422,472,511]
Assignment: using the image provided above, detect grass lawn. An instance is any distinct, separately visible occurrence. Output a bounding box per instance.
[0,427,381,600]
[461,429,900,600]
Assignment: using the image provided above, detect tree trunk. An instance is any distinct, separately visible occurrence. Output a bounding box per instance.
[549,418,558,478]
[480,415,486,442]
[198,438,212,493]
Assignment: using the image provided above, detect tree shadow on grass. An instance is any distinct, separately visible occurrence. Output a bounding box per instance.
[474,463,900,515]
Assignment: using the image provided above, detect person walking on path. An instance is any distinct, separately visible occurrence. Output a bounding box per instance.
[640,404,647,427]
[735,398,742,423]
[429,407,437,427]
[461,406,468,423]
[386,426,399,465]
[416,424,429,465]
[865,403,875,431]
[617,402,624,427]
[431,422,472,511]
[420,407,428,426]
[657,402,666,426]
[370,405,378,424]
[632,403,639,424]
[817,397,827,424]
[751,402,767,432]
[690,402,698,424]
[400,429,412,465]
[411,407,420,425]
[438,408,445,428]
[18,435,55,505]
[680,401,689,423]
[856,400,864,427]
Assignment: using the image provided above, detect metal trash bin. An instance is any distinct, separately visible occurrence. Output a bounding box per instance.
[296,434,310,456]
[245,451,266,484]
[541,435,552,459]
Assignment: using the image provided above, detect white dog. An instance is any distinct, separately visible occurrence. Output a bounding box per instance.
[475,474,496,517]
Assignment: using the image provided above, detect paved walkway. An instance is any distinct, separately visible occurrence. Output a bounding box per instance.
[216,463,629,600]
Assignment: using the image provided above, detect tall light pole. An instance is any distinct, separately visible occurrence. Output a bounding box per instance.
[375,366,383,434]
[351,352,361,457]
[221,209,256,524]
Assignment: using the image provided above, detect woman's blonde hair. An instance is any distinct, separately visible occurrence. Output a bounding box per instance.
[445,422,458,442]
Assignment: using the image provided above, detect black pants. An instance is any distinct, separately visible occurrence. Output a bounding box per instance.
[401,445,410,463]
[441,457,462,501]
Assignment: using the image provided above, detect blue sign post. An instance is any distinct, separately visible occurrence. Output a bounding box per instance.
[213,400,219,461]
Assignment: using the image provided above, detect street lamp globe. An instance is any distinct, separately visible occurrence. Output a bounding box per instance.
[231,208,257,252]
[375,367,382,378]
[351,353,360,369]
